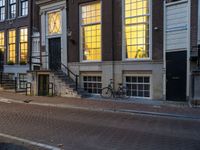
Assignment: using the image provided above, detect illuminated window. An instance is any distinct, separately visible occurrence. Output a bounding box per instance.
[0,0,5,21]
[124,0,150,59]
[20,0,28,16]
[80,2,101,61]
[0,32,4,52]
[8,29,16,63]
[9,0,16,18]
[20,28,28,63]
[48,11,61,35]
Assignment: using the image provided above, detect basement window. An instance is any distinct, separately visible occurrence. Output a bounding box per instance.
[125,75,151,98]
[83,75,102,94]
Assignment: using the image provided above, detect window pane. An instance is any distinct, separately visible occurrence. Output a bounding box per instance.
[48,11,61,35]
[124,0,149,59]
[20,28,28,63]
[8,30,16,63]
[81,2,101,61]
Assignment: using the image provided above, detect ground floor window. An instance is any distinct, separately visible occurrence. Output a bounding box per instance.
[19,74,27,89]
[125,75,151,98]
[83,75,102,94]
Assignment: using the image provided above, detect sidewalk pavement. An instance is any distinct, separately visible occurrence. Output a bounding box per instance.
[0,91,200,120]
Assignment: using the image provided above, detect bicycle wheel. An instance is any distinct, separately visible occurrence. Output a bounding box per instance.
[101,87,112,99]
[119,87,130,99]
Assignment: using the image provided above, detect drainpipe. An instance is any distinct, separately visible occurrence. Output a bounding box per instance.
[111,0,115,90]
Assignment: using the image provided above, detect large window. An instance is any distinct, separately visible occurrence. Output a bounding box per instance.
[8,29,16,63]
[83,75,102,94]
[19,28,28,63]
[125,75,151,98]
[124,0,150,59]
[80,2,101,61]
[48,11,61,35]
[20,0,28,16]
[0,31,4,52]
[0,0,5,21]
[9,0,16,19]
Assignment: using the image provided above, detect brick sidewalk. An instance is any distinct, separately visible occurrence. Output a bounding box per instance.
[0,91,200,119]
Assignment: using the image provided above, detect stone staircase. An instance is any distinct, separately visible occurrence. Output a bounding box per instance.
[53,70,88,98]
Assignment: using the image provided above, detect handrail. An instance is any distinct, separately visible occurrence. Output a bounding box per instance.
[61,63,79,90]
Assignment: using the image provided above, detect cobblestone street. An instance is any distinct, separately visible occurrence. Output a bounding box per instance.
[0,101,199,150]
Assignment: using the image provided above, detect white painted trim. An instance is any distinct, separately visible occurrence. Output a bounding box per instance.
[165,0,188,6]
[186,0,191,99]
[163,0,166,100]
[79,1,102,63]
[123,73,153,99]
[122,0,152,61]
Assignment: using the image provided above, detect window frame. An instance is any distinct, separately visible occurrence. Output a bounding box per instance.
[8,29,16,63]
[19,73,27,89]
[0,31,5,52]
[9,0,17,19]
[79,1,102,63]
[46,9,62,36]
[82,75,102,95]
[20,0,28,17]
[19,27,28,63]
[124,74,152,99]
[0,0,5,21]
[122,0,152,61]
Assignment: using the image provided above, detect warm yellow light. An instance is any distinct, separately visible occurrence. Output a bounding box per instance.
[81,2,101,61]
[125,0,149,59]
[8,30,16,63]
[48,11,61,35]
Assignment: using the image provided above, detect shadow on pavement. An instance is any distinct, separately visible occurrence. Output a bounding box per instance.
[0,142,29,150]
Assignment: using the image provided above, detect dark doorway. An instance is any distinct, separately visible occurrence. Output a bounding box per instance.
[38,75,49,96]
[166,51,187,101]
[49,38,61,71]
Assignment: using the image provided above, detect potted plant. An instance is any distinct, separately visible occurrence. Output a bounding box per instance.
[7,60,14,65]
[20,60,27,65]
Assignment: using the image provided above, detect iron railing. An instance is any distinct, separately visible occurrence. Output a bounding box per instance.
[60,63,79,91]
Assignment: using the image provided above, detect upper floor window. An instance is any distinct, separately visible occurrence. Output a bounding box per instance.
[0,0,5,21]
[124,0,150,59]
[20,0,28,16]
[80,2,102,61]
[19,28,28,63]
[0,31,4,52]
[48,11,61,35]
[8,29,16,63]
[9,0,16,19]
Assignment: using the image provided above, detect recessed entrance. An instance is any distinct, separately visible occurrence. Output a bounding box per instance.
[166,51,187,101]
[38,74,49,96]
[49,38,61,71]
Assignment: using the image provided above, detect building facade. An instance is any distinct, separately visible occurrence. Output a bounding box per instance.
[1,0,199,102]
[67,0,164,100]
[0,0,37,90]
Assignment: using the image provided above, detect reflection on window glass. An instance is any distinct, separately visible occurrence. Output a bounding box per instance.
[81,2,101,61]
[0,32,4,52]
[9,0,16,18]
[0,0,5,21]
[20,28,28,63]
[8,29,16,63]
[48,11,61,35]
[20,0,28,16]
[124,0,149,59]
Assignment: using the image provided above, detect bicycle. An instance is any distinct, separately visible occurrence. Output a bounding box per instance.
[101,79,130,99]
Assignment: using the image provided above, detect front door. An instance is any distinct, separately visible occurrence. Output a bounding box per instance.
[166,51,187,101]
[49,38,61,70]
[38,75,49,96]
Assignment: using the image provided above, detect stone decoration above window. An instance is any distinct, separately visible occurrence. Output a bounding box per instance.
[48,11,61,35]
